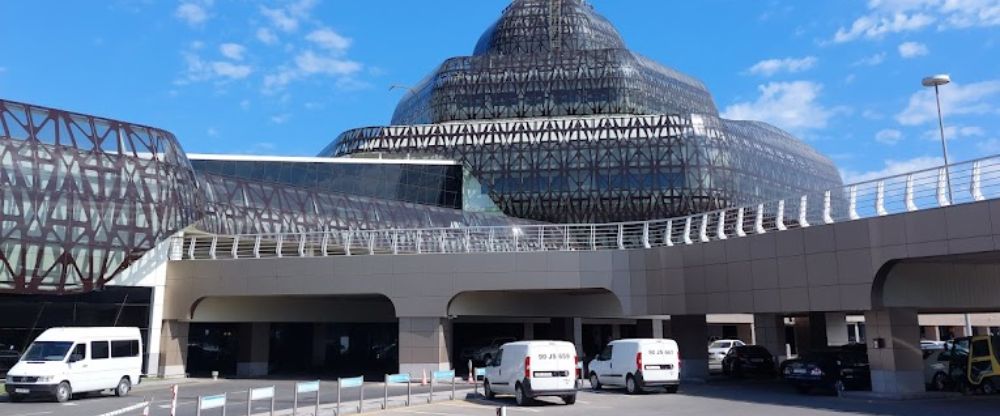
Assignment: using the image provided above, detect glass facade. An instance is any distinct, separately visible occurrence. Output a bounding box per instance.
[324,0,842,223]
[0,99,200,294]
[190,157,463,209]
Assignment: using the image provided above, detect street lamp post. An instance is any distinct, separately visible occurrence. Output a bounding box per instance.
[922,74,972,337]
[921,74,953,203]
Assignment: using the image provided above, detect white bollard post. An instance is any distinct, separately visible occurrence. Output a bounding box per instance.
[497,406,508,416]
[170,385,179,416]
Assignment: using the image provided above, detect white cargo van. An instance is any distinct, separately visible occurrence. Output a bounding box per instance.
[4,327,142,402]
[483,340,579,406]
[587,338,680,394]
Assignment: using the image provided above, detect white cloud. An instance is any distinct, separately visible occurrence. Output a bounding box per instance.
[256,28,278,45]
[833,13,934,42]
[174,2,209,27]
[898,41,929,57]
[841,156,943,183]
[977,138,1000,153]
[747,56,818,77]
[306,27,352,52]
[896,79,1000,125]
[219,43,246,61]
[259,0,317,33]
[853,52,887,66]
[294,50,361,75]
[207,127,219,137]
[922,124,986,140]
[210,61,252,79]
[875,128,904,144]
[270,114,291,124]
[721,81,837,131]
[834,0,1000,42]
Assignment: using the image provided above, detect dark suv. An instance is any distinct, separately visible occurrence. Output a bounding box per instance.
[722,345,776,377]
[782,344,870,394]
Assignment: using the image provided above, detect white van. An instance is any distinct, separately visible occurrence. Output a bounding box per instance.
[587,338,680,394]
[4,327,142,402]
[483,340,579,406]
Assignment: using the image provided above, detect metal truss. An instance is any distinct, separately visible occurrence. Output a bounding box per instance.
[0,99,200,293]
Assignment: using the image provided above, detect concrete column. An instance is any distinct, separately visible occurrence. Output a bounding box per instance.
[550,318,583,354]
[636,319,664,338]
[864,308,924,397]
[805,312,849,349]
[399,317,452,376]
[611,324,621,340]
[236,322,270,377]
[670,315,709,380]
[157,320,188,378]
[145,285,166,376]
[523,322,534,340]
[311,323,327,367]
[753,313,788,363]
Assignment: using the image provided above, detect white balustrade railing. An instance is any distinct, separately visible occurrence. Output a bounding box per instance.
[170,155,1000,261]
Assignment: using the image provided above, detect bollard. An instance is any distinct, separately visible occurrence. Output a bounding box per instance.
[428,376,435,404]
[315,384,321,416]
[468,360,474,383]
[406,375,412,406]
[336,378,342,416]
[358,380,364,414]
[246,389,252,416]
[452,374,456,400]
[170,385,179,416]
[497,406,507,416]
[384,374,389,410]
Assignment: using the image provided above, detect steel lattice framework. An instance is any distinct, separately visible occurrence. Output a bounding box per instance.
[391,0,718,125]
[323,113,841,224]
[0,99,200,293]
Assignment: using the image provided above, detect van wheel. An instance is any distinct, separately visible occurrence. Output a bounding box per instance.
[589,372,602,390]
[55,382,72,403]
[514,384,532,406]
[932,372,948,391]
[115,377,132,397]
[483,380,495,399]
[982,378,997,395]
[562,394,576,405]
[625,374,640,395]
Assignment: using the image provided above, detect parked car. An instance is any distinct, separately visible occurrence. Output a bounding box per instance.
[463,337,518,366]
[483,340,579,406]
[782,344,870,394]
[721,345,776,377]
[587,338,680,394]
[921,340,946,350]
[924,348,952,391]
[0,344,21,378]
[708,339,745,370]
[5,327,142,402]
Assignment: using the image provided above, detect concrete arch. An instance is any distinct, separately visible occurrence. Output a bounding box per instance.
[189,294,397,322]
[446,288,624,318]
[872,252,1000,312]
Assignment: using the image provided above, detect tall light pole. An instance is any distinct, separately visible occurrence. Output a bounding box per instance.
[922,74,971,337]
[921,74,953,203]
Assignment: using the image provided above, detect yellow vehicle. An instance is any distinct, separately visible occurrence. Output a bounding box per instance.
[948,335,1000,394]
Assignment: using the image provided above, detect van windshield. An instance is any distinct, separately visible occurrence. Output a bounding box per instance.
[22,341,74,361]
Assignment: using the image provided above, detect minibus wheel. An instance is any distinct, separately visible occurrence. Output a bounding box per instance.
[116,377,132,397]
[55,382,71,403]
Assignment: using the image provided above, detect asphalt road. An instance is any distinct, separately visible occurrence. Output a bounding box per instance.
[5,378,1000,416]
[0,377,474,416]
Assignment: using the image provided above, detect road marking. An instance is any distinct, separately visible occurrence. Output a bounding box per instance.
[8,412,53,416]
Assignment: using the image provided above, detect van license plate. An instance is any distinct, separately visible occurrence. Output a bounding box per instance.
[15,388,29,394]
[533,372,553,377]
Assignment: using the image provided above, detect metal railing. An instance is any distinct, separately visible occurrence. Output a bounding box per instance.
[170,155,1000,261]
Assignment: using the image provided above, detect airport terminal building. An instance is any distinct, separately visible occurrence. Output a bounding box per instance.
[3,0,998,396]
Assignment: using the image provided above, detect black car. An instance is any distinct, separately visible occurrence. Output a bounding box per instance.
[782,344,870,394]
[722,345,777,377]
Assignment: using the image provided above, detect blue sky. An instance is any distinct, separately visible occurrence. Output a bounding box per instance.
[1,0,998,183]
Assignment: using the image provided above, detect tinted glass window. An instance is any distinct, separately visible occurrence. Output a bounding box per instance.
[23,341,73,361]
[598,345,613,361]
[111,340,139,358]
[70,343,86,361]
[92,341,109,359]
[972,340,990,358]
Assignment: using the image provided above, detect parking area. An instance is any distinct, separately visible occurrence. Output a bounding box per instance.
[0,378,473,416]
[4,378,1000,416]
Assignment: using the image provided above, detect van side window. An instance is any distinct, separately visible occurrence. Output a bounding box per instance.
[493,349,503,366]
[598,345,613,361]
[111,340,139,358]
[69,343,86,361]
[92,341,110,359]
